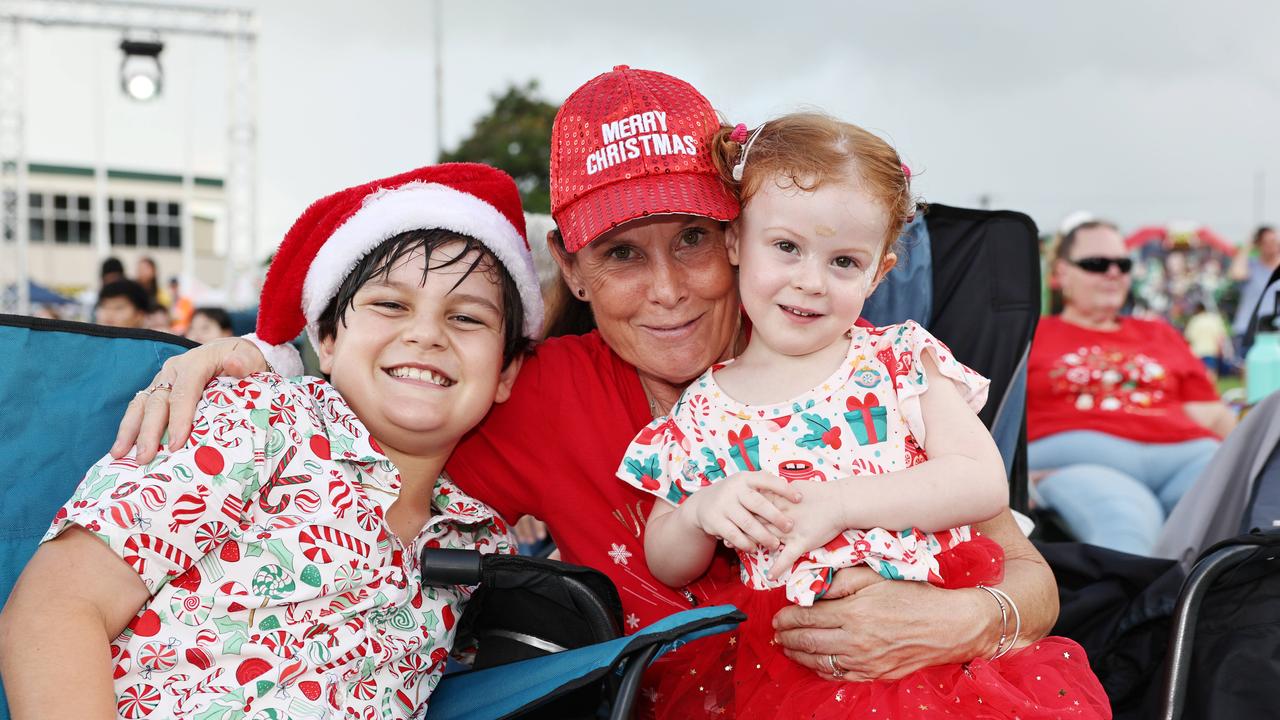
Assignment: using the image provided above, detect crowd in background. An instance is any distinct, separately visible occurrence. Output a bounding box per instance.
[78,255,236,345]
[1042,222,1280,383]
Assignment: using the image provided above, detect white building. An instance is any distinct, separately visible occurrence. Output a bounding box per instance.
[21,161,228,299]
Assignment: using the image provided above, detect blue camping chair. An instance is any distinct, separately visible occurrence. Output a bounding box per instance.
[0,314,743,719]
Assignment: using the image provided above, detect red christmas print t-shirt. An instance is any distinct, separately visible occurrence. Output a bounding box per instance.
[1026,315,1220,444]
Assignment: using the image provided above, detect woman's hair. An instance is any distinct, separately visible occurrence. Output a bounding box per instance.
[315,228,532,369]
[542,228,599,337]
[710,112,917,252]
[1053,219,1121,263]
[136,256,159,297]
[1048,219,1122,314]
[1253,225,1276,246]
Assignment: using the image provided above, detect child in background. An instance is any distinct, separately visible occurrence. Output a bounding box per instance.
[1185,302,1232,378]
[617,114,1109,719]
[0,164,541,720]
[187,307,237,345]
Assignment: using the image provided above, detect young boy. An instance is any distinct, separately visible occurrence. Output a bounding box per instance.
[95,279,151,329]
[0,164,543,719]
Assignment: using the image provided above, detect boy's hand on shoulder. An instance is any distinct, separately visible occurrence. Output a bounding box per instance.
[766,480,848,580]
[683,471,801,554]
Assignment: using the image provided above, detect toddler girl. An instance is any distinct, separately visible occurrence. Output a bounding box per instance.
[617,114,1109,719]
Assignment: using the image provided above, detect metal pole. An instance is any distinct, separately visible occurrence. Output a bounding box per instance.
[433,0,443,161]
[94,33,110,261]
[181,38,195,292]
[0,16,30,315]
[223,15,257,307]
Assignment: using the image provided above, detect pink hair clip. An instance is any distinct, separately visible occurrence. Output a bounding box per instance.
[901,163,912,180]
[729,123,749,144]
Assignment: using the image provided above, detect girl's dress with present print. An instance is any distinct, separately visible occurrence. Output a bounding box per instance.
[618,321,1110,719]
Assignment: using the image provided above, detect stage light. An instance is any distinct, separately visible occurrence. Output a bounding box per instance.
[119,39,165,102]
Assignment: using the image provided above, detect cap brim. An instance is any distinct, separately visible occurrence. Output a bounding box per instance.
[555,172,740,253]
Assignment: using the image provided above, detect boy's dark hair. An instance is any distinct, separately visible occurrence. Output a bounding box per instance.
[193,307,234,332]
[100,256,125,280]
[97,279,150,312]
[316,228,531,368]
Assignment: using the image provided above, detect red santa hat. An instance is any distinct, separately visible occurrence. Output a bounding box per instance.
[256,163,543,349]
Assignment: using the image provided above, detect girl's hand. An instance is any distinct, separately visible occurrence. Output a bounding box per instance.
[683,471,801,553]
[110,337,268,463]
[765,480,848,579]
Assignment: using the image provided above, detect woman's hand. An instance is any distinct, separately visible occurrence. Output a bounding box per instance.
[772,566,992,681]
[1183,400,1238,438]
[682,471,801,553]
[110,337,268,463]
[773,509,1058,681]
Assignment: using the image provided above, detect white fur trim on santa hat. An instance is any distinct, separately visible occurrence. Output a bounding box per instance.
[244,333,305,378]
[301,181,544,347]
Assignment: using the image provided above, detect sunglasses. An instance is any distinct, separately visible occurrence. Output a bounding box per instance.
[1070,256,1133,274]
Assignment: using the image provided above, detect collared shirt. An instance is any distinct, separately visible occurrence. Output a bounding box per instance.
[44,373,511,720]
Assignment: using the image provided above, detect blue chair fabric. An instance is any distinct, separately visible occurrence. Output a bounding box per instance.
[0,316,196,606]
[426,605,744,720]
[0,316,196,718]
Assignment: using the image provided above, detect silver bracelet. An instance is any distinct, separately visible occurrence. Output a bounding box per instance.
[975,585,1008,661]
[985,585,1022,660]
[236,338,275,375]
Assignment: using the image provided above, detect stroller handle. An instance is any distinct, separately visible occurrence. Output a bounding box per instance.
[420,547,485,586]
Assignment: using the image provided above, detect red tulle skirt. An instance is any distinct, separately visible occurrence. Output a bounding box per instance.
[645,540,1111,719]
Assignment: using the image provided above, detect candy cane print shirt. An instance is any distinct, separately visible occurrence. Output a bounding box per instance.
[616,321,991,606]
[43,373,512,720]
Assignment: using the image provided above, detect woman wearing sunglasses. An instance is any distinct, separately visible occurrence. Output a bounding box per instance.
[1026,219,1236,555]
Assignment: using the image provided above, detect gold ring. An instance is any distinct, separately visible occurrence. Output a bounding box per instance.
[149,382,174,393]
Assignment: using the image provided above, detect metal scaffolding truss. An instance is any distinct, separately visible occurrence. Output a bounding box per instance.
[0,0,258,314]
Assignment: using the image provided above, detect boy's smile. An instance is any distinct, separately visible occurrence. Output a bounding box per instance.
[385,364,455,387]
[318,241,520,470]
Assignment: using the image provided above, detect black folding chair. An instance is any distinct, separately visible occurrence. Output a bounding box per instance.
[1159,530,1280,720]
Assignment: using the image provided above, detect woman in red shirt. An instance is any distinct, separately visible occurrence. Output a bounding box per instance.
[1029,220,1236,555]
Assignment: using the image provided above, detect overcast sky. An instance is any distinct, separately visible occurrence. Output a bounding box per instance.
[18,0,1280,257]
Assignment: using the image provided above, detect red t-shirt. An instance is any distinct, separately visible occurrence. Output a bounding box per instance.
[1026,316,1220,444]
[445,331,740,630]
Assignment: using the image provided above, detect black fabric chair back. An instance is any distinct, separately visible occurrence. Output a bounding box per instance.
[924,204,1042,511]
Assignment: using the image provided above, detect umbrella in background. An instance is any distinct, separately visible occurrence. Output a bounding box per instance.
[1126,223,1237,255]
[1125,222,1236,327]
[3,281,78,307]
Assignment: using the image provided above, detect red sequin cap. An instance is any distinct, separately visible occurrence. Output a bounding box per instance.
[550,65,740,253]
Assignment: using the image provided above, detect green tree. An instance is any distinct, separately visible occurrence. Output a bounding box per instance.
[441,80,558,213]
